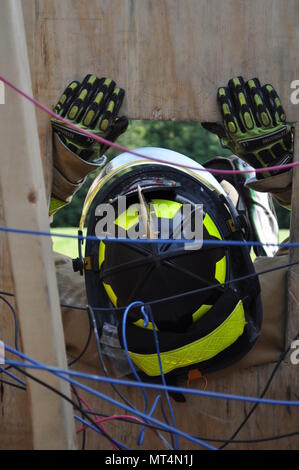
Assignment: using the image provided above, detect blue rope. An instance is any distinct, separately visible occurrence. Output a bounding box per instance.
[122,301,149,445]
[74,415,131,450]
[122,302,177,449]
[142,304,179,450]
[4,346,217,450]
[0,224,296,249]
[4,347,299,407]
[0,365,26,386]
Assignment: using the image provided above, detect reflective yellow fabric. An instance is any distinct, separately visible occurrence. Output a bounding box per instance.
[103,282,117,307]
[192,304,212,322]
[99,242,118,306]
[128,300,246,376]
[151,199,182,219]
[99,241,106,269]
[114,203,140,231]
[114,199,182,231]
[134,319,158,331]
[215,255,226,284]
[203,214,227,283]
[203,213,222,239]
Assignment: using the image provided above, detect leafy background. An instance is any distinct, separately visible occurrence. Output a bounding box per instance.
[51,121,290,230]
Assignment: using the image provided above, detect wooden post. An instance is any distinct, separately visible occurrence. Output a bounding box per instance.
[287,126,299,347]
[0,0,76,449]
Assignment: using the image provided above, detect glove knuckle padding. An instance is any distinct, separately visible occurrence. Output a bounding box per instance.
[50,74,127,207]
[213,77,294,178]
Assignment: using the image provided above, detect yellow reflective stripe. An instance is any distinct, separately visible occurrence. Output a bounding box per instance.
[114,203,140,230]
[129,301,246,376]
[192,304,212,322]
[101,242,117,306]
[203,213,222,239]
[215,255,226,284]
[103,282,117,307]
[151,199,182,219]
[134,319,159,331]
[99,241,106,269]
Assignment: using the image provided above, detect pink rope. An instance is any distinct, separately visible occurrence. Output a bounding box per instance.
[73,389,160,445]
[1,75,298,175]
[71,388,119,450]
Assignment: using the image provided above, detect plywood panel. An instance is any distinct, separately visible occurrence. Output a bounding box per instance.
[21,0,299,198]
[23,0,299,122]
[1,0,299,450]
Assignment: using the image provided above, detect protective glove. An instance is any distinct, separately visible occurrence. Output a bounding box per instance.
[50,74,128,214]
[202,76,294,179]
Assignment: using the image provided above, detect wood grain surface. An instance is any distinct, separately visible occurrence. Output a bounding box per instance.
[0,0,298,449]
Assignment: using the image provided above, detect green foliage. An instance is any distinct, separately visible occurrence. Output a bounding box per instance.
[51,120,289,229]
[51,121,229,228]
[109,120,232,162]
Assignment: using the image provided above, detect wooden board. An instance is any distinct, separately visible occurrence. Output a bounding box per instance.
[0,0,76,449]
[21,0,299,197]
[23,0,299,123]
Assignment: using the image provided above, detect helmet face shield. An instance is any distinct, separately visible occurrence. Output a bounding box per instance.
[83,157,262,378]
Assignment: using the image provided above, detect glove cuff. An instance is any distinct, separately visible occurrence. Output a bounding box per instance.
[52,133,106,202]
[52,166,83,202]
[53,132,105,180]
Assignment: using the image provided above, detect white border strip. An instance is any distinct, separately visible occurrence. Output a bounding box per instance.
[0,81,5,104]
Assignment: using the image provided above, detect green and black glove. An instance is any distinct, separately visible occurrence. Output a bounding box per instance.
[50,74,128,215]
[203,76,294,179]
